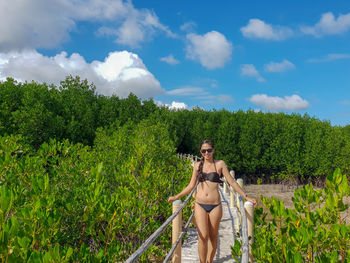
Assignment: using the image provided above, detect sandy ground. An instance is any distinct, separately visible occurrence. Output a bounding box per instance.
[244,184,350,225]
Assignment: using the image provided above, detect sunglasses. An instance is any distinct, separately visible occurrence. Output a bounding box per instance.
[201,148,213,154]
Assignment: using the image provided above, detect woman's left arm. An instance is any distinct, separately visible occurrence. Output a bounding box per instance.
[219,160,257,206]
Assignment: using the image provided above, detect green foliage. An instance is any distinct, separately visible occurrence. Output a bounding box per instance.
[154,108,350,182]
[1,77,350,181]
[1,76,350,261]
[231,168,350,262]
[0,77,159,148]
[230,238,242,262]
[0,120,191,261]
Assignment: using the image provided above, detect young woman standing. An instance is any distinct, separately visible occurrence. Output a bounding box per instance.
[168,140,256,263]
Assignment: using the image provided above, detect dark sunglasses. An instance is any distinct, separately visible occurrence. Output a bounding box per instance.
[201,148,213,154]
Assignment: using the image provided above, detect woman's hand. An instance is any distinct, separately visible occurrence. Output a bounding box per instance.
[168,196,177,203]
[246,197,257,207]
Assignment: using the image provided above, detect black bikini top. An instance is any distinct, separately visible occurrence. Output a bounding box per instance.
[199,161,223,185]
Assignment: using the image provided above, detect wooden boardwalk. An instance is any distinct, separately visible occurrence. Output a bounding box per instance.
[181,187,240,262]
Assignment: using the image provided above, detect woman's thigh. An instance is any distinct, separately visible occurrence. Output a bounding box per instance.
[195,203,209,240]
[208,204,222,239]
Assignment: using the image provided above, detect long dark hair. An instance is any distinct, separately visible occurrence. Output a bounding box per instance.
[197,140,214,179]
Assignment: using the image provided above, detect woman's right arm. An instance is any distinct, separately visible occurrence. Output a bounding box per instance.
[168,162,199,203]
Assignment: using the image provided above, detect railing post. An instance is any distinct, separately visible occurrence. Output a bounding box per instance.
[239,196,249,263]
[224,170,233,194]
[229,170,235,207]
[172,200,182,263]
[244,201,254,263]
[235,178,244,233]
[230,188,235,208]
[236,178,243,208]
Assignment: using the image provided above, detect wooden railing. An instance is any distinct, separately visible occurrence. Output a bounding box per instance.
[124,182,198,263]
[222,176,254,263]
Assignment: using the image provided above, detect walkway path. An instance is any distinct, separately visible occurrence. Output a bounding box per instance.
[181,187,240,262]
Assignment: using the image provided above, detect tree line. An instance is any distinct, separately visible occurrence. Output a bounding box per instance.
[1,76,349,182]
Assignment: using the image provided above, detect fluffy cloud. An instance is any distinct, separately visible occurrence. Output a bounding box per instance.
[155,100,188,110]
[301,12,350,37]
[0,0,72,51]
[160,54,180,65]
[240,64,265,82]
[307,53,350,63]
[168,101,188,110]
[249,94,310,111]
[0,0,174,51]
[186,31,232,69]
[264,59,295,72]
[241,19,293,41]
[0,50,163,98]
[98,8,176,48]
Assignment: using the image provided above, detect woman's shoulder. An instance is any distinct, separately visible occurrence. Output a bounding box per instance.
[215,159,225,165]
[215,160,227,168]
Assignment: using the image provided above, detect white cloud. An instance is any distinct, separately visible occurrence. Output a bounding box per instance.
[196,94,234,104]
[240,64,265,82]
[301,12,350,37]
[168,101,188,110]
[155,100,188,110]
[0,0,73,51]
[180,21,197,32]
[167,86,208,96]
[166,84,233,105]
[0,0,175,51]
[241,19,293,41]
[160,54,180,65]
[186,31,232,69]
[307,53,350,63]
[0,50,163,98]
[217,94,234,103]
[113,19,146,48]
[249,94,310,111]
[99,8,176,48]
[264,59,295,72]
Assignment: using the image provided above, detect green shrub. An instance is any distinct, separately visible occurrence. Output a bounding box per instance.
[231,168,350,262]
[0,120,191,262]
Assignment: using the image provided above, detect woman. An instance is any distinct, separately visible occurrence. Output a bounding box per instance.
[168,140,256,263]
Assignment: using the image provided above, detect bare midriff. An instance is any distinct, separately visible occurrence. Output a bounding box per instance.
[195,181,221,204]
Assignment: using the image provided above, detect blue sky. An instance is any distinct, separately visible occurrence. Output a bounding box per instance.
[0,1,349,126]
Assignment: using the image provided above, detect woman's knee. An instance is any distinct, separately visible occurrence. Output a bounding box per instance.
[209,234,218,246]
[198,230,209,243]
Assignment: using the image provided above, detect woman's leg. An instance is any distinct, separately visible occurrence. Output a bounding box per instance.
[195,203,209,263]
[207,204,222,263]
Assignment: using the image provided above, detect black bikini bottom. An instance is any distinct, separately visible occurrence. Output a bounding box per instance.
[196,202,221,213]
